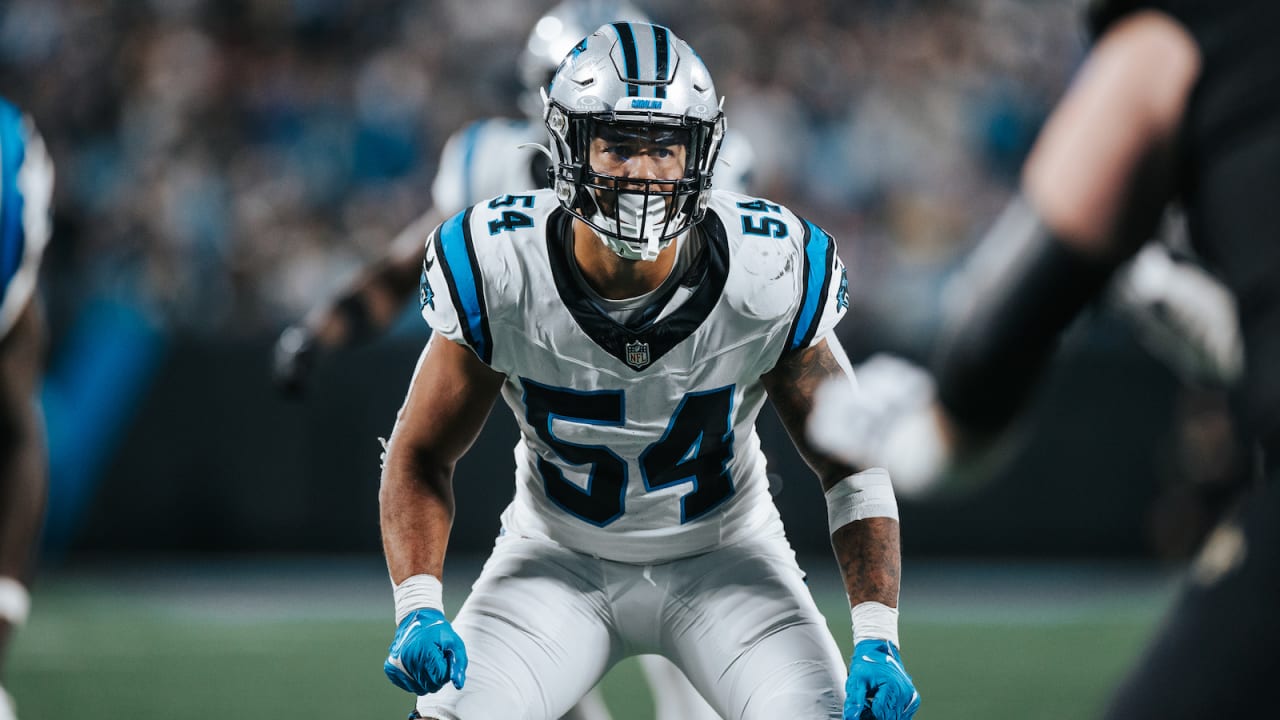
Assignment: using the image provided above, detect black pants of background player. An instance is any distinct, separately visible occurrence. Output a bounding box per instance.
[1103,463,1280,719]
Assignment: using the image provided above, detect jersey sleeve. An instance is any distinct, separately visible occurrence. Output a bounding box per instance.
[783,217,848,352]
[0,101,54,339]
[420,207,495,365]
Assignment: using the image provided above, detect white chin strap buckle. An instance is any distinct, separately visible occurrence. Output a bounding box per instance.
[616,192,668,262]
[638,210,661,261]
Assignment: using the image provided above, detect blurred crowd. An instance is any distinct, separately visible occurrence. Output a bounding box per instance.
[0,0,1082,345]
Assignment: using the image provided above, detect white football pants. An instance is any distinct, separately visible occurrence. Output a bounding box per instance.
[416,529,845,719]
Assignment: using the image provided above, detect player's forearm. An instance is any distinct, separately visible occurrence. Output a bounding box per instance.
[377,337,503,585]
[326,211,441,348]
[365,247,434,324]
[832,517,901,608]
[931,197,1117,433]
[306,255,421,350]
[763,340,903,605]
[379,451,455,584]
[763,338,863,479]
[0,304,47,581]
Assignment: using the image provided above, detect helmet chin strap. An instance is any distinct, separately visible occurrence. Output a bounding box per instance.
[590,191,675,262]
[641,233,662,262]
[622,193,666,262]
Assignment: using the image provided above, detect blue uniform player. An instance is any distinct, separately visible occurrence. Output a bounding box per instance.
[379,22,919,720]
[0,97,54,720]
[276,4,751,718]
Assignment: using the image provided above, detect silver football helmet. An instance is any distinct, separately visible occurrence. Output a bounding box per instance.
[519,0,651,121]
[544,22,725,261]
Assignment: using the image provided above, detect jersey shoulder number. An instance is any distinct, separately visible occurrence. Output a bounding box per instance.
[419,190,556,365]
[710,191,849,352]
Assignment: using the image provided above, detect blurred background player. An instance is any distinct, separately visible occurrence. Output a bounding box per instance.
[380,21,916,720]
[811,0,1280,717]
[274,2,736,718]
[271,0,752,397]
[0,98,54,720]
[823,212,1249,502]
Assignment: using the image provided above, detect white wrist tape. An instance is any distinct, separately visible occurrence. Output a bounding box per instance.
[851,601,900,648]
[826,468,899,532]
[393,574,443,625]
[0,577,30,626]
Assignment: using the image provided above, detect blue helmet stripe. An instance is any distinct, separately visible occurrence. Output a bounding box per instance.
[0,100,27,303]
[435,207,492,364]
[612,22,641,97]
[788,220,836,351]
[653,25,670,98]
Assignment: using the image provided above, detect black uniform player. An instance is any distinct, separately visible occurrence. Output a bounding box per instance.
[940,2,1279,717]
[1072,2,1280,716]
[812,1,1279,717]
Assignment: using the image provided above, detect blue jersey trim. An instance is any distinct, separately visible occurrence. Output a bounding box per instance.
[0,99,27,300]
[435,207,492,364]
[788,219,836,351]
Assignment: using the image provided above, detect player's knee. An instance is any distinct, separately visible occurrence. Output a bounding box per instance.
[731,657,843,720]
[739,686,842,720]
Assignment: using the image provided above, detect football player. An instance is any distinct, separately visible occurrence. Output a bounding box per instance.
[379,21,919,720]
[810,219,1248,501]
[0,98,54,720]
[279,3,745,717]
[811,1,1280,717]
[271,0,752,398]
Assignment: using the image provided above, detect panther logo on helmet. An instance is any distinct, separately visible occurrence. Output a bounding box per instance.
[518,0,651,121]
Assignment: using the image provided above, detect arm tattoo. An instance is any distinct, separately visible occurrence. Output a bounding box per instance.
[765,340,902,608]
[764,340,859,488]
[834,517,901,607]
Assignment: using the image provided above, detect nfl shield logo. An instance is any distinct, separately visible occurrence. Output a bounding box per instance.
[625,340,651,369]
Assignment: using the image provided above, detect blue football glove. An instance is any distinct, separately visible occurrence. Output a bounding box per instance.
[846,639,920,720]
[383,608,468,696]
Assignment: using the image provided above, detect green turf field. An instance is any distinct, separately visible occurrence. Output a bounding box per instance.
[5,558,1174,719]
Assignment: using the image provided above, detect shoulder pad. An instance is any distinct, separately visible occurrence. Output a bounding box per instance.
[706,192,848,349]
[420,191,557,365]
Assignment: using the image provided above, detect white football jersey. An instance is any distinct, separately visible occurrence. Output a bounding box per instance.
[420,189,848,563]
[429,118,753,218]
[430,119,548,217]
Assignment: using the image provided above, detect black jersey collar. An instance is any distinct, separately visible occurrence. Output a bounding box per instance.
[547,208,729,372]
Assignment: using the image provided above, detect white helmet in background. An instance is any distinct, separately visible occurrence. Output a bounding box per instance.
[543,22,724,261]
[519,0,651,121]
